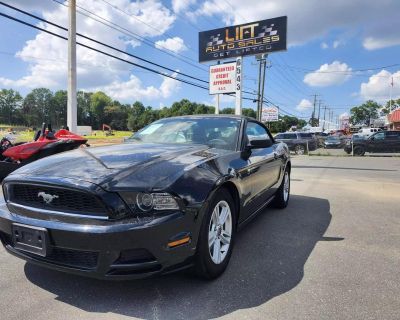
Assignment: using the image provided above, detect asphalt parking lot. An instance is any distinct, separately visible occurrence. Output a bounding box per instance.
[0,156,399,320]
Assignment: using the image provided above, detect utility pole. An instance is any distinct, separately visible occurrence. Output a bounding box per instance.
[311,94,318,126]
[322,106,328,131]
[256,54,267,121]
[317,100,322,126]
[389,76,394,113]
[67,0,77,132]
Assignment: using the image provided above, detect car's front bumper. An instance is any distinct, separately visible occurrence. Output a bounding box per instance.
[0,203,201,280]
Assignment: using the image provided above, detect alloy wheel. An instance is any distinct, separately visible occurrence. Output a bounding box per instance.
[283,171,290,202]
[208,200,232,265]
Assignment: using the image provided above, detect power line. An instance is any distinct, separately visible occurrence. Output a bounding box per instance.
[51,0,208,73]
[0,12,210,89]
[1,11,263,104]
[0,1,208,84]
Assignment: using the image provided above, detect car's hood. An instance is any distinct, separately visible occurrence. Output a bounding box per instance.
[7,143,226,191]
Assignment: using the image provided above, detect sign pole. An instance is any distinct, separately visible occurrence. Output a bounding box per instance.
[215,94,220,114]
[235,57,242,115]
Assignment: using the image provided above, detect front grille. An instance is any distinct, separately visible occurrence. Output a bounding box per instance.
[9,184,107,216]
[22,247,99,270]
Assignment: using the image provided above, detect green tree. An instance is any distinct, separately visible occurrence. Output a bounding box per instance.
[90,91,112,128]
[21,88,53,127]
[0,89,22,124]
[350,100,381,125]
[51,90,67,127]
[77,91,93,126]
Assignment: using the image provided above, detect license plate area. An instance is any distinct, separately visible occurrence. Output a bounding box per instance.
[12,223,49,257]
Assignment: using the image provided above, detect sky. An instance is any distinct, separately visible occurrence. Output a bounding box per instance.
[0,0,400,121]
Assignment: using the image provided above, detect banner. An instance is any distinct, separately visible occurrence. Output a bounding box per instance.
[199,16,287,63]
[261,106,279,122]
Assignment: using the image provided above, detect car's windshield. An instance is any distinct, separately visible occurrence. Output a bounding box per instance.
[131,117,241,150]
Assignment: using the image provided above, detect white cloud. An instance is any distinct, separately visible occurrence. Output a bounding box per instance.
[359,70,400,102]
[296,99,313,111]
[0,0,177,100]
[171,0,195,13]
[303,61,352,87]
[155,37,187,54]
[188,0,400,48]
[321,42,329,49]
[93,72,181,102]
[363,37,400,50]
[333,40,342,48]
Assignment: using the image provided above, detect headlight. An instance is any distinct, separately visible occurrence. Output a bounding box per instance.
[120,192,179,212]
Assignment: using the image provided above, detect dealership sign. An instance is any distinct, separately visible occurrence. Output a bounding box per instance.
[199,16,287,63]
[261,106,279,122]
[209,62,237,94]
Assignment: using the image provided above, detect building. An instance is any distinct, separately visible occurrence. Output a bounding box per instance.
[388,109,400,131]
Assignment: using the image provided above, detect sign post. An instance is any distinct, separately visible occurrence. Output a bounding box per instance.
[199,16,287,117]
[235,57,242,115]
[215,94,220,114]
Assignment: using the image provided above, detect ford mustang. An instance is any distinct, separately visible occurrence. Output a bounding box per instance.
[0,115,291,279]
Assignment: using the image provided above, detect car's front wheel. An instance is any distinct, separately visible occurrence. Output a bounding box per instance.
[195,188,236,279]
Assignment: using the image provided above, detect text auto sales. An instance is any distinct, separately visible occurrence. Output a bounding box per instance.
[206,36,279,59]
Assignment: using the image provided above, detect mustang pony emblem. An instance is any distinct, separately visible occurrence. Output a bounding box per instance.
[38,192,59,204]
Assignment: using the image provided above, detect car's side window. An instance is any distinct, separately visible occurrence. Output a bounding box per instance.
[246,122,270,141]
[385,132,400,139]
[284,133,297,139]
[373,132,385,140]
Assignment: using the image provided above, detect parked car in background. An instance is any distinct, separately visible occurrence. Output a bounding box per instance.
[274,132,318,154]
[357,127,382,138]
[0,115,291,280]
[314,132,329,147]
[344,131,400,155]
[324,135,345,148]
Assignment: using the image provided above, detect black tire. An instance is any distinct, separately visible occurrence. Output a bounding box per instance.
[271,168,290,209]
[195,188,237,279]
[353,146,365,156]
[294,144,306,155]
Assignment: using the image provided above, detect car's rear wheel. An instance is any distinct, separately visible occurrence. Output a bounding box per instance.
[294,144,306,155]
[353,146,365,156]
[271,167,290,209]
[195,188,236,279]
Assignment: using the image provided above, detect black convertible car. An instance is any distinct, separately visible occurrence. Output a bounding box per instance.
[0,115,291,280]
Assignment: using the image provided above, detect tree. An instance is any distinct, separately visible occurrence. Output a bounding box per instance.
[350,100,381,125]
[90,91,112,128]
[21,88,53,127]
[242,108,257,119]
[104,105,128,130]
[0,89,22,124]
[77,91,93,126]
[51,90,67,127]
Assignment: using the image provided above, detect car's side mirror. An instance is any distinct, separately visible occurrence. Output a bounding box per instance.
[248,138,273,149]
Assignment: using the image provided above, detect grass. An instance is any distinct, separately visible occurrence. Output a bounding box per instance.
[84,130,132,139]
